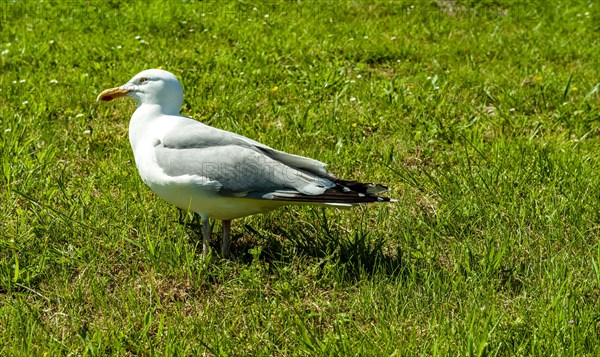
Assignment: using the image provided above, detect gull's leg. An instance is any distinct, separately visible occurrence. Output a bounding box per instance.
[201,215,212,258]
[221,220,231,258]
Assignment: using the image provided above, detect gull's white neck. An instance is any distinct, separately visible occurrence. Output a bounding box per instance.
[128,104,179,154]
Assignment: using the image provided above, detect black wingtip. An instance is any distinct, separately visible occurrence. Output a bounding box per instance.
[333,179,390,195]
[264,180,393,204]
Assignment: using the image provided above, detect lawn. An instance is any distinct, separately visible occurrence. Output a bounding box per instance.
[1,0,600,355]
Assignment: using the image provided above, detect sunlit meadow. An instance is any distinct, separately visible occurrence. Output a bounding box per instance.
[1,1,600,355]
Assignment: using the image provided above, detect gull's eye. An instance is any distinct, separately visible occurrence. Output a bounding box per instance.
[139,77,148,84]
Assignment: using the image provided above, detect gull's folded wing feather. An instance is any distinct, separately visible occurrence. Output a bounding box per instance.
[156,118,392,204]
[160,119,333,178]
[156,122,334,196]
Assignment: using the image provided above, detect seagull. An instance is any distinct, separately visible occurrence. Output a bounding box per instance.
[97,69,393,258]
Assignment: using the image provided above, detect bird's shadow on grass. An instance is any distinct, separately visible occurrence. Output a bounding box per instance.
[179,209,405,282]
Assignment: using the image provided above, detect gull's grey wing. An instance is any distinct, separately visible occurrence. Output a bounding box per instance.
[160,120,334,178]
[156,126,334,196]
[156,118,391,203]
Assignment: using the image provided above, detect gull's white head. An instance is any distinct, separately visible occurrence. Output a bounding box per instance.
[97,69,184,115]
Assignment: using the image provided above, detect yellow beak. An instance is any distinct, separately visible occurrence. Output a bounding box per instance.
[96,87,132,102]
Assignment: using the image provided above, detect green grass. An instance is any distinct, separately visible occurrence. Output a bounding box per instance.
[1,0,600,354]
